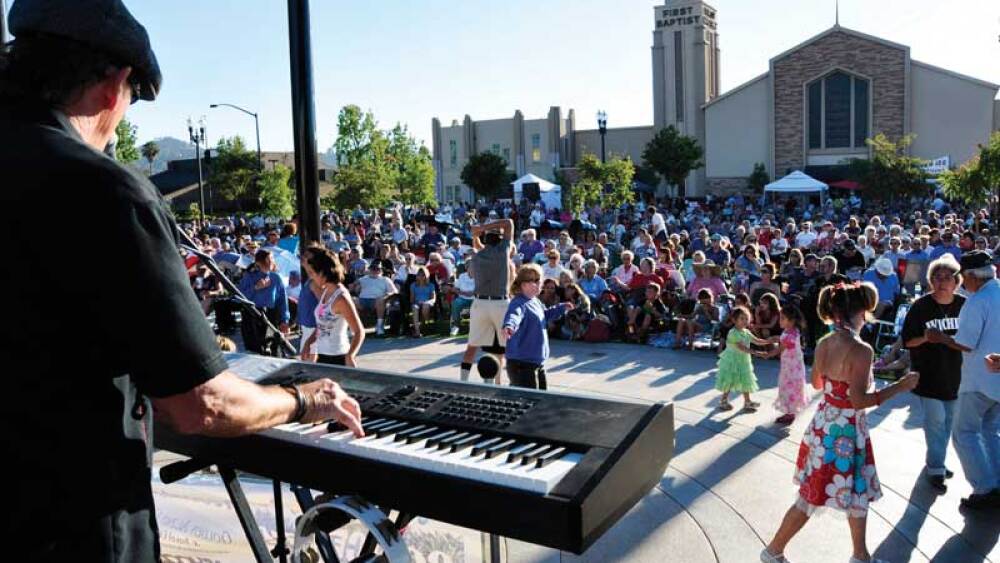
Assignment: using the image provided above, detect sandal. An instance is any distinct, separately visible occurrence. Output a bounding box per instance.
[718,400,734,411]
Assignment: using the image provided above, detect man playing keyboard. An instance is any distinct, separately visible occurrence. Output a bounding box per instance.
[0,2,363,560]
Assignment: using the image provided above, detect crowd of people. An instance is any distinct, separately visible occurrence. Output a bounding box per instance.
[180,189,999,562]
[13,0,992,560]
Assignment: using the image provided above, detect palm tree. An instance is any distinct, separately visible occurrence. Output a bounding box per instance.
[141,141,160,176]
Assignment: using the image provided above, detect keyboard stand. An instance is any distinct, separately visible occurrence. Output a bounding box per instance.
[217,466,274,563]
[160,459,410,563]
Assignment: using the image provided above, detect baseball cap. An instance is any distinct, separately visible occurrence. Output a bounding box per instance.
[10,0,163,101]
[959,250,991,271]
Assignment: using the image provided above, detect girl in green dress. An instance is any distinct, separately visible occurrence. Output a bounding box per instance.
[716,306,773,411]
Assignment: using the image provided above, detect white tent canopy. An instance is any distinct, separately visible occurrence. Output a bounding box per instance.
[512,173,562,210]
[764,170,828,194]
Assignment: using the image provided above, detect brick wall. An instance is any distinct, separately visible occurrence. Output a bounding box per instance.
[773,30,906,174]
[706,177,749,195]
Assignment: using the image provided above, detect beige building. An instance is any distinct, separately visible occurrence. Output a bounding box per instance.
[432,1,1000,202]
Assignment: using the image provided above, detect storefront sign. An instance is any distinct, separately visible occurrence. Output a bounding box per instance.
[922,156,950,175]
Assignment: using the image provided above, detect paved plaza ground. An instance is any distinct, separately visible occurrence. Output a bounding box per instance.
[153,336,999,562]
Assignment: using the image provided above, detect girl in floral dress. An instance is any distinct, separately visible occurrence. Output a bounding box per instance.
[767,305,810,425]
[760,282,919,563]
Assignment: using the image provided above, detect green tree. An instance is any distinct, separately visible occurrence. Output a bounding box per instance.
[387,124,436,205]
[461,152,509,199]
[140,140,159,175]
[567,154,604,215]
[748,162,770,193]
[641,125,704,198]
[334,105,381,167]
[568,154,635,215]
[210,136,258,210]
[941,131,1000,218]
[601,155,637,210]
[114,118,140,163]
[258,164,295,219]
[330,158,396,210]
[845,133,928,201]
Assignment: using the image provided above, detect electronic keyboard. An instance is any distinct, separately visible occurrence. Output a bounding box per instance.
[155,354,674,554]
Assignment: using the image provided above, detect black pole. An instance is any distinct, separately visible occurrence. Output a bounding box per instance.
[600,132,606,164]
[287,0,321,245]
[195,139,206,224]
[254,113,263,173]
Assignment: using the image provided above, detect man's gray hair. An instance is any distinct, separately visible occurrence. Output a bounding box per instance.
[964,266,996,280]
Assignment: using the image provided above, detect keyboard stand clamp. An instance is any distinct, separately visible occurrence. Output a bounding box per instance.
[293,495,411,563]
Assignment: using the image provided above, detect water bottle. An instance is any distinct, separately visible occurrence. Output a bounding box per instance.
[914,282,922,296]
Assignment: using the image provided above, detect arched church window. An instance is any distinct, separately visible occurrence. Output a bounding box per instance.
[807,71,869,150]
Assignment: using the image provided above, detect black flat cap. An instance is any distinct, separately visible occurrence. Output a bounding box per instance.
[9,0,162,101]
[959,250,992,271]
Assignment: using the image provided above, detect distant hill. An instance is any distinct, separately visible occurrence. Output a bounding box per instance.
[128,137,196,175]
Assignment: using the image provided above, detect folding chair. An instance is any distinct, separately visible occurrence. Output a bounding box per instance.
[873,303,910,351]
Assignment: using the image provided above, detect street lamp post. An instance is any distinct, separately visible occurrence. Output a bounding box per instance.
[187,117,207,225]
[596,110,608,164]
[210,103,262,173]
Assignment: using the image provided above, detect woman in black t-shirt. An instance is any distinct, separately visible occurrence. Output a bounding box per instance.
[900,255,965,491]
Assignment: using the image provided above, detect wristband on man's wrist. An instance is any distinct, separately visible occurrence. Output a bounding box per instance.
[281,383,307,423]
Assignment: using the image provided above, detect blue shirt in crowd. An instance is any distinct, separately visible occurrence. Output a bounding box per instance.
[929,244,962,262]
[297,279,318,328]
[579,275,609,300]
[503,295,567,365]
[954,278,1000,401]
[862,268,900,304]
[238,269,290,322]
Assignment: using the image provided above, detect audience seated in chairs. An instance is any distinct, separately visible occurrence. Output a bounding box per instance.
[350,261,397,336]
[674,288,720,349]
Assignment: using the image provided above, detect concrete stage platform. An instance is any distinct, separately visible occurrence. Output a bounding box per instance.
[154,337,999,562]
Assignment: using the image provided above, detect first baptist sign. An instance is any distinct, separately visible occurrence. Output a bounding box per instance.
[656,5,718,30]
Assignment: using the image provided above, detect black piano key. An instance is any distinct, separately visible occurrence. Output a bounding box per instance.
[506,442,538,463]
[363,419,393,431]
[436,432,469,450]
[449,433,483,453]
[425,430,457,448]
[405,427,440,444]
[393,425,428,442]
[471,437,502,456]
[484,438,517,459]
[520,445,552,466]
[374,422,409,438]
[325,421,347,433]
[535,446,567,468]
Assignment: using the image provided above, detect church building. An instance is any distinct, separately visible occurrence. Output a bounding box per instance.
[431,1,1000,201]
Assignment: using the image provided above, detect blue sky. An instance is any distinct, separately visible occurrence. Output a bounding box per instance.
[21,0,996,152]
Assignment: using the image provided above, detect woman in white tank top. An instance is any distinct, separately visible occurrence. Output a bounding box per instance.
[301,247,364,366]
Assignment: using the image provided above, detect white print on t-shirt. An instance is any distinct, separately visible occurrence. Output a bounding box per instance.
[924,317,959,332]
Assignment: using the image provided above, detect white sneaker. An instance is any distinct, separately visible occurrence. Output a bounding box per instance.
[449,325,459,337]
[760,548,790,563]
[376,327,385,336]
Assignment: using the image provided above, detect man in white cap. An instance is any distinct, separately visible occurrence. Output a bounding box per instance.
[862,257,901,319]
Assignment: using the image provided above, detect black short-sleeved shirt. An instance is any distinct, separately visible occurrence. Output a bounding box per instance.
[901,293,965,400]
[0,102,228,560]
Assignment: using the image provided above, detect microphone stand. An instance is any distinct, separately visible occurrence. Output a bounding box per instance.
[176,226,298,357]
